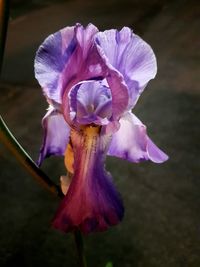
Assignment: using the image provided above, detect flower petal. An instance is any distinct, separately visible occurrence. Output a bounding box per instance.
[68,80,112,125]
[35,25,77,103]
[95,41,129,121]
[35,23,103,104]
[95,27,157,108]
[146,138,169,163]
[53,126,124,233]
[107,112,168,163]
[35,23,129,125]
[37,107,70,166]
[62,25,129,126]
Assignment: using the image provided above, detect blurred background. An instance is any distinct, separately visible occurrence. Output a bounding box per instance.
[0,0,200,266]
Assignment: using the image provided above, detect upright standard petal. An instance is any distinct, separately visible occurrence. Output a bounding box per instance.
[95,27,157,108]
[94,40,129,121]
[108,112,168,163]
[35,24,103,104]
[35,26,77,104]
[38,108,70,166]
[62,27,129,126]
[68,80,112,126]
[53,126,124,233]
[35,23,129,126]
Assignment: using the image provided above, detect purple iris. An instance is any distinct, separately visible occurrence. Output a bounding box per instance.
[35,23,168,234]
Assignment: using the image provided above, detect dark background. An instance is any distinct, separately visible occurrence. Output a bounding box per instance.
[0,0,200,266]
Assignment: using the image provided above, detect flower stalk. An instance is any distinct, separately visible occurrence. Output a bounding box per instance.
[0,115,63,197]
[74,230,87,267]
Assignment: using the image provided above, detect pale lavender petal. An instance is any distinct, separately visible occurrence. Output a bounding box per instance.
[68,80,112,125]
[95,99,112,118]
[35,26,76,103]
[53,127,124,233]
[146,138,169,163]
[95,27,157,108]
[38,107,70,166]
[35,23,104,105]
[108,112,168,163]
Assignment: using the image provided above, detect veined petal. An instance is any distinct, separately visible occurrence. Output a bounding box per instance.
[68,80,112,126]
[60,25,129,125]
[35,26,76,103]
[53,126,124,233]
[95,27,157,108]
[108,112,168,163]
[35,23,102,104]
[38,107,70,166]
[95,41,129,121]
[35,23,129,125]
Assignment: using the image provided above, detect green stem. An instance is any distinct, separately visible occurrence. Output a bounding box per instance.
[74,230,87,267]
[0,115,63,198]
[0,0,10,73]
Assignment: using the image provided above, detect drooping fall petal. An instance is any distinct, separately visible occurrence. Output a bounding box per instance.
[38,108,70,166]
[53,126,124,233]
[108,112,168,163]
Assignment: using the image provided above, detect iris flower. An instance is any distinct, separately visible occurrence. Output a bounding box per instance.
[35,23,168,234]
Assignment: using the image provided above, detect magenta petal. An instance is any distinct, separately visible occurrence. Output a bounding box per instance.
[95,43,129,121]
[38,108,70,166]
[60,23,101,90]
[108,112,168,163]
[52,127,124,233]
[61,24,129,125]
[95,27,157,108]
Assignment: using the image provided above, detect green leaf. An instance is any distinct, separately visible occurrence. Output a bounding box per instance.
[105,262,113,267]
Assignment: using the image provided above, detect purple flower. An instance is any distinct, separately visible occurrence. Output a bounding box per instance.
[35,23,168,234]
